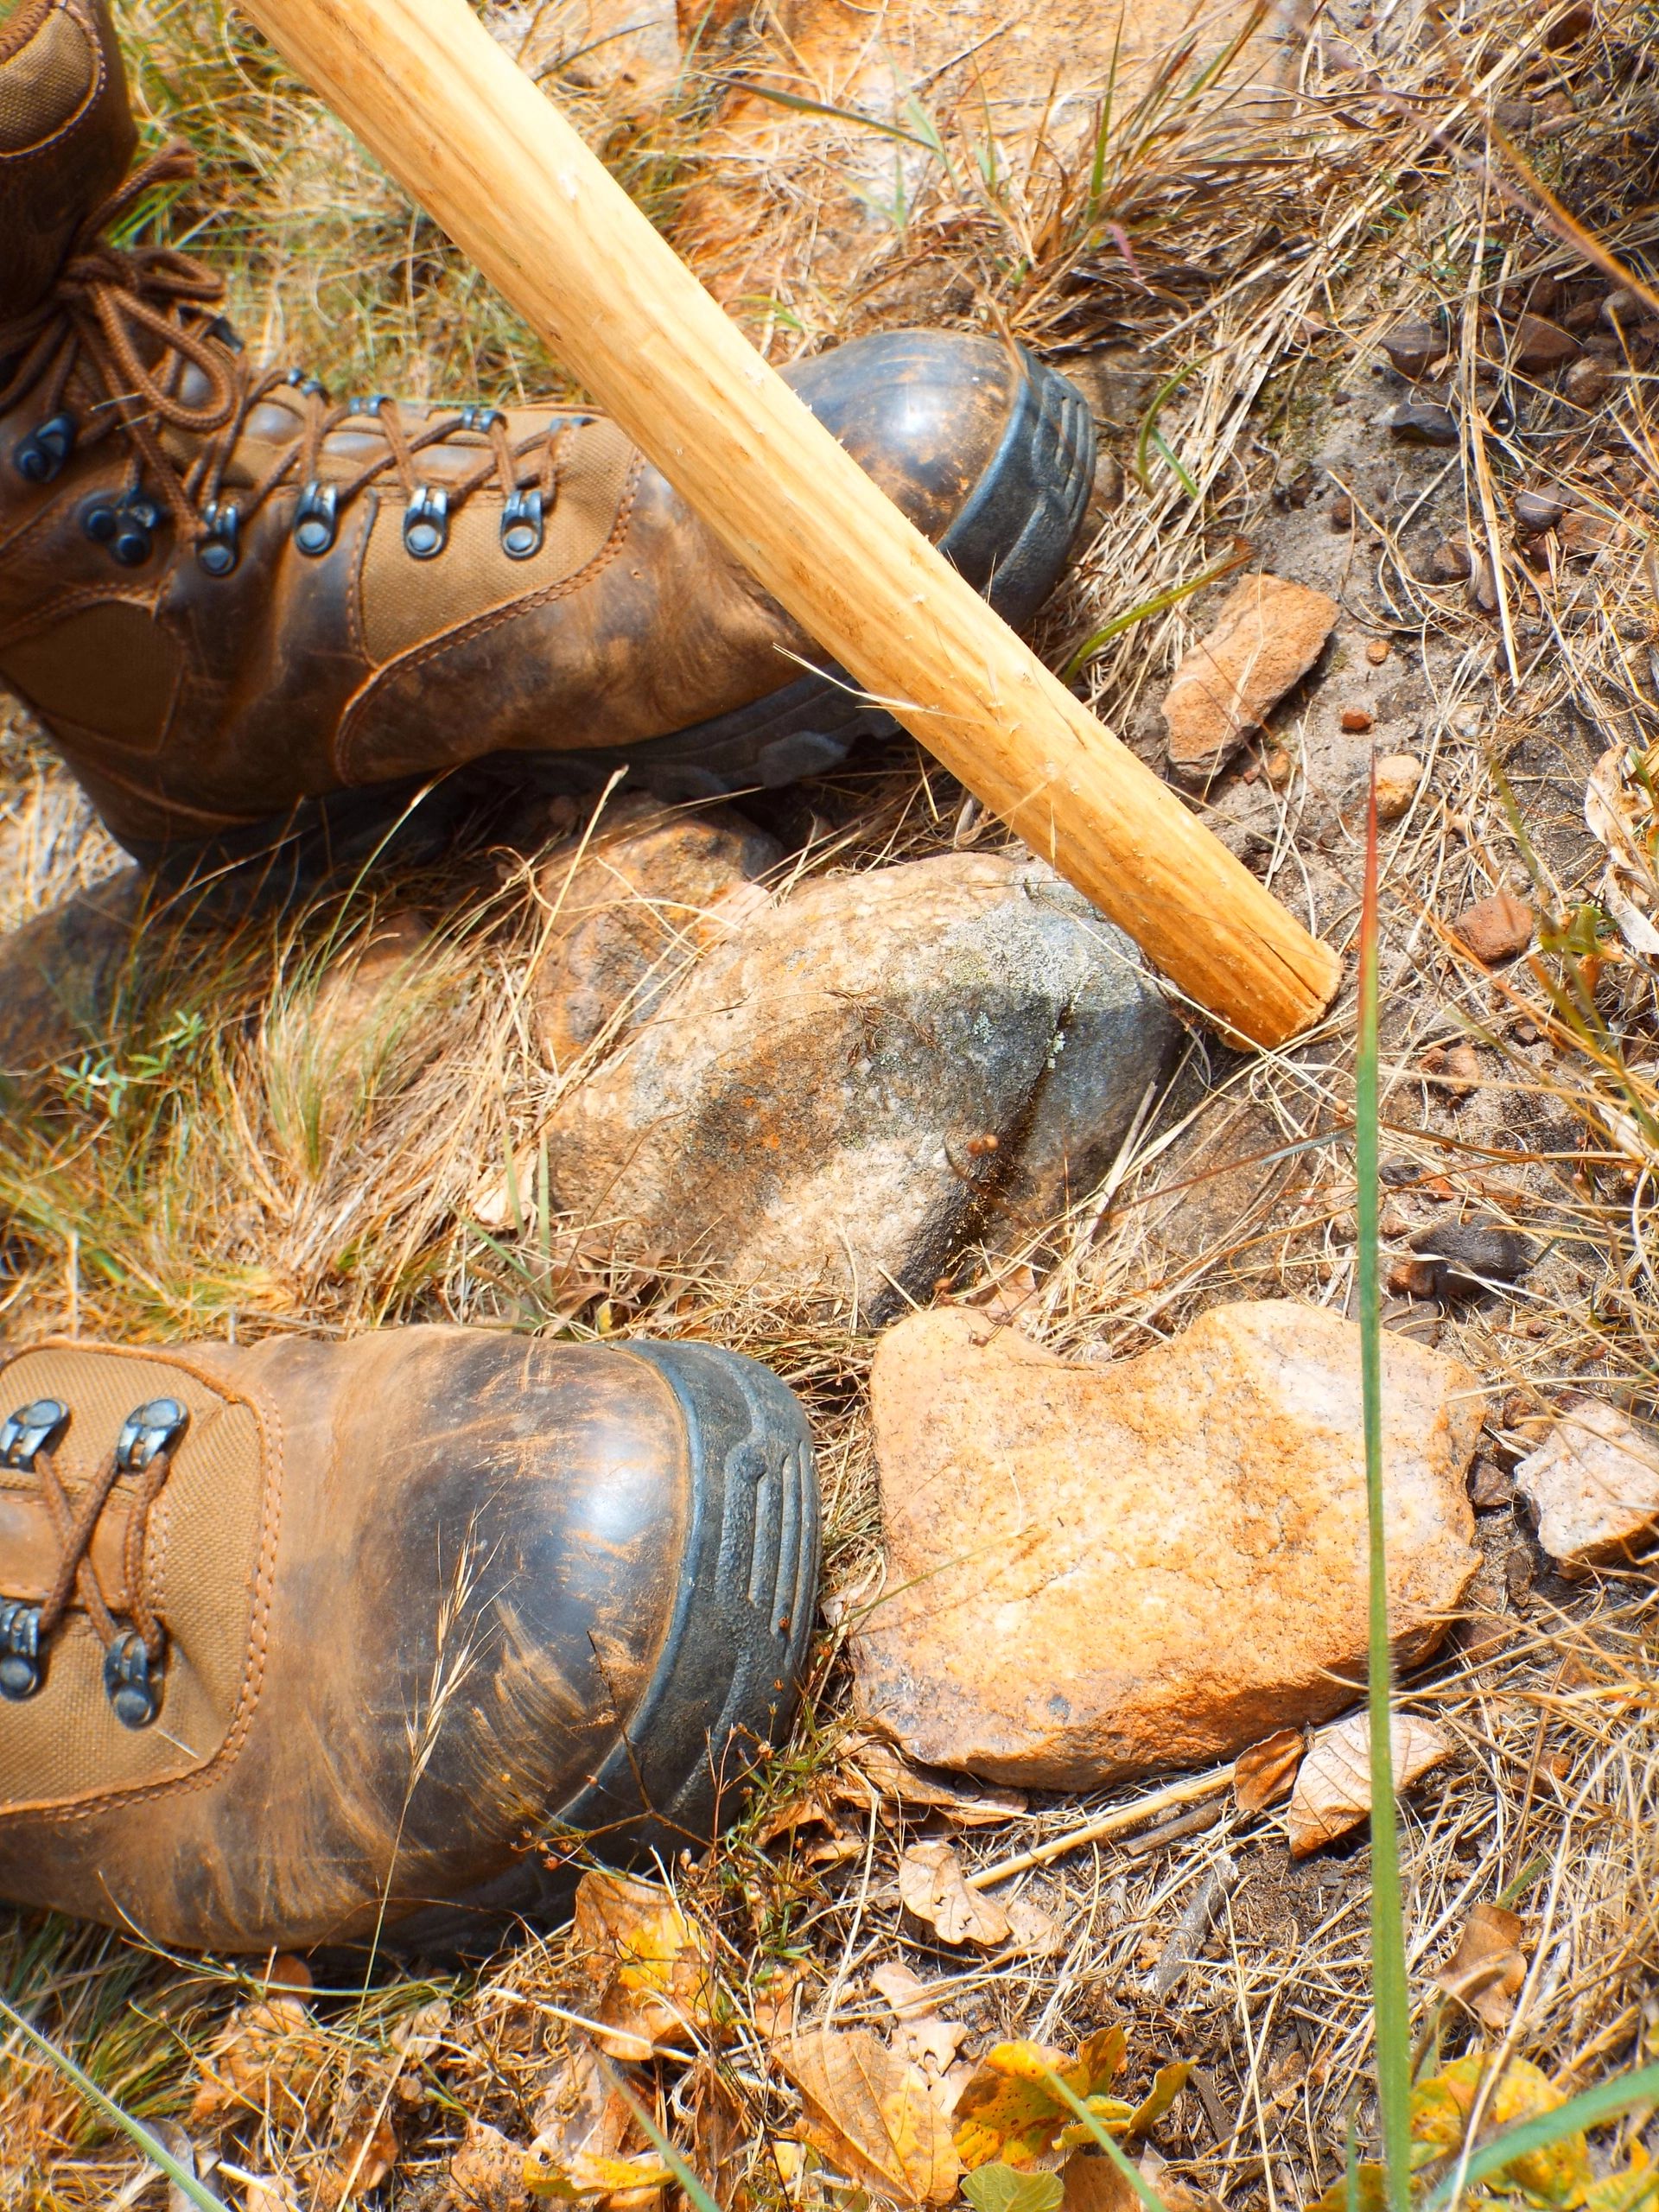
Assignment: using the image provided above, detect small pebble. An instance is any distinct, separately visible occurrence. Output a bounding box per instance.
[1408,1213,1533,1299]
[1514,487,1566,531]
[1457,890,1535,963]
[1365,638,1391,665]
[1427,539,1473,582]
[1390,401,1459,447]
[1471,554,1500,613]
[1563,359,1612,408]
[1264,747,1294,788]
[1510,314,1580,372]
[1469,1458,1518,1510]
[1382,321,1443,380]
[1422,1040,1481,1098]
[1329,493,1355,531]
[1374,753,1423,821]
[1341,707,1373,733]
[1602,288,1640,328]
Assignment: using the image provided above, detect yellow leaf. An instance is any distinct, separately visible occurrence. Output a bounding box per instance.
[954,2030,1131,2171]
[785,2028,961,2206]
[1409,2056,1592,2208]
[572,1870,718,2056]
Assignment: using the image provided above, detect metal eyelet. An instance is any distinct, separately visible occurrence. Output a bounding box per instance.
[284,368,328,399]
[197,500,240,576]
[104,1628,162,1729]
[116,1398,188,1472]
[0,1601,42,1701]
[294,481,339,556]
[206,315,245,354]
[461,405,504,433]
[501,486,544,560]
[82,491,159,566]
[13,411,76,485]
[346,392,390,417]
[0,1398,68,1468]
[404,485,449,559]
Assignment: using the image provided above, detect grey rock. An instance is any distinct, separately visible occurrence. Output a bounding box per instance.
[542,850,1179,1319]
[1389,402,1460,447]
[1408,1213,1533,1300]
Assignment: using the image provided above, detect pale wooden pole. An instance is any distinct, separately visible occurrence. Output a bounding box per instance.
[238,0,1342,1048]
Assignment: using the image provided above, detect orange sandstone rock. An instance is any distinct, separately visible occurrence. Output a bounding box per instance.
[853,1300,1482,1785]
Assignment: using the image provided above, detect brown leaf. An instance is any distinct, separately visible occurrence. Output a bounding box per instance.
[188,1993,327,2125]
[870,1964,972,2091]
[1232,1728,1305,1815]
[842,1733,1028,1827]
[785,2028,961,2205]
[448,2119,532,2212]
[899,1841,1013,1948]
[317,2107,399,2209]
[528,2037,667,2209]
[1059,2152,1138,2212]
[1005,1897,1066,1960]
[572,1869,716,2056]
[1287,1711,1452,1856]
[1434,1903,1528,2029]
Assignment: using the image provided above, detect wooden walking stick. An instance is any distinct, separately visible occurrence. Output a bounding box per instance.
[238,0,1341,1048]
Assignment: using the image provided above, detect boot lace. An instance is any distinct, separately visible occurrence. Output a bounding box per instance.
[0,142,586,569]
[0,1393,188,1729]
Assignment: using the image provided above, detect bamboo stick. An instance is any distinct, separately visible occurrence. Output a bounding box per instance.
[239,0,1343,1047]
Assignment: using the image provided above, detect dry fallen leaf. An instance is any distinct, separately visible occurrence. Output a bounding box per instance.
[239,2180,302,2212]
[1434,1902,1529,2029]
[1287,1710,1452,1857]
[842,1732,1028,1827]
[188,1991,327,2125]
[954,2028,1154,2172]
[572,1869,717,2056]
[316,2107,399,2209]
[1232,1728,1306,1815]
[528,2037,669,2209]
[785,2028,961,2204]
[448,2118,531,2212]
[899,1840,1014,1948]
[1058,2152,1138,2212]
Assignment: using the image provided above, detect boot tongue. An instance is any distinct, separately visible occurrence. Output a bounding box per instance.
[0,0,138,327]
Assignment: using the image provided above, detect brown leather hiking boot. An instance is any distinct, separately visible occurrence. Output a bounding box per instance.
[0,0,1096,894]
[0,1327,817,1953]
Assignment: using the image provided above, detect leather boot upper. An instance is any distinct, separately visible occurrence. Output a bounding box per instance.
[0,0,134,320]
[0,1326,816,1951]
[0,0,1090,867]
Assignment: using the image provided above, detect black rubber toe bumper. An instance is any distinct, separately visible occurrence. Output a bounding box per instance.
[550,1339,820,1861]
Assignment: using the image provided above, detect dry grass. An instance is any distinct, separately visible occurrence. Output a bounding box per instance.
[3,0,1659,2203]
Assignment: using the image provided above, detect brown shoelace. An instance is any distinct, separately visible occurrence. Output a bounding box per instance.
[0,141,583,554]
[31,1434,173,1663]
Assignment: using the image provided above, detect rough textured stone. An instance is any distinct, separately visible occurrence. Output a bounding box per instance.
[0,869,143,1079]
[543,851,1177,1317]
[1162,575,1338,782]
[1510,314,1580,371]
[1407,1213,1532,1300]
[531,798,782,1067]
[852,1300,1482,1786]
[1374,754,1424,821]
[1455,891,1535,963]
[1516,1400,1659,1567]
[1389,402,1460,447]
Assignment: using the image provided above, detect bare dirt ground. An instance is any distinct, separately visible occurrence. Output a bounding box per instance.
[2,0,1657,2205]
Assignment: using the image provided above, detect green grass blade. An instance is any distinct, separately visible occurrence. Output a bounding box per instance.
[1060,547,1251,681]
[1422,2064,1659,2210]
[1037,2065,1171,2212]
[706,75,936,150]
[0,1993,228,2211]
[1356,755,1413,2212]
